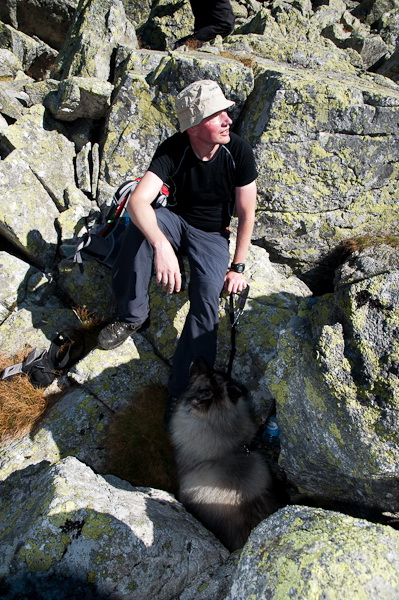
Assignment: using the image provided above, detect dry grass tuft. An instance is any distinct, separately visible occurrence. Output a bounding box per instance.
[220,50,256,68]
[0,306,103,444]
[0,349,52,443]
[70,305,105,358]
[338,233,399,255]
[73,305,104,327]
[103,384,178,495]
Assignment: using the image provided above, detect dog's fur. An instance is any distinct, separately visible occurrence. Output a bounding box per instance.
[169,358,282,551]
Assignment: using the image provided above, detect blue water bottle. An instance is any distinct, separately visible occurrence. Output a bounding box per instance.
[262,415,280,446]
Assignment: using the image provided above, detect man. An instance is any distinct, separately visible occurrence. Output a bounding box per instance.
[175,0,235,48]
[98,80,257,426]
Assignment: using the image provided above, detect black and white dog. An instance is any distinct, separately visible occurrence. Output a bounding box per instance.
[169,358,282,551]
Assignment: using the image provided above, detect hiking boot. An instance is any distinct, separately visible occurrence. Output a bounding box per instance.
[163,395,178,433]
[97,319,148,350]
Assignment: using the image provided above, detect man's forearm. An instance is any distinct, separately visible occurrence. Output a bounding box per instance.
[126,171,171,249]
[232,214,255,265]
[232,180,257,265]
[129,201,168,248]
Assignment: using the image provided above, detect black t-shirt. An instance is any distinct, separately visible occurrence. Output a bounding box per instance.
[148,131,257,232]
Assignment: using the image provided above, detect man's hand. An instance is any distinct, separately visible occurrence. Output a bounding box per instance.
[154,238,182,294]
[224,270,247,295]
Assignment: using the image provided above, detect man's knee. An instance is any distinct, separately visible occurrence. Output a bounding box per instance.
[189,279,223,313]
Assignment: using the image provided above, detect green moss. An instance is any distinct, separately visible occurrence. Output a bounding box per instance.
[127,581,139,591]
[270,378,290,409]
[310,141,331,159]
[328,422,344,445]
[82,512,115,541]
[17,539,65,573]
[304,373,326,411]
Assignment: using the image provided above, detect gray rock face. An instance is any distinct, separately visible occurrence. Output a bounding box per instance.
[0,104,76,211]
[0,22,58,78]
[44,77,114,121]
[237,65,399,281]
[375,46,399,83]
[51,0,138,80]
[0,457,229,599]
[269,248,399,511]
[0,149,59,269]
[226,505,399,599]
[0,252,40,322]
[0,0,78,50]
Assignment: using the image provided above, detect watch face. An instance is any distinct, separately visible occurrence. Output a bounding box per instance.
[231,263,245,272]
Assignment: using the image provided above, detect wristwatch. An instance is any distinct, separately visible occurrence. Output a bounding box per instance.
[230,263,245,273]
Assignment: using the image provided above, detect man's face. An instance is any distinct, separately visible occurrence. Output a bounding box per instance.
[190,110,233,145]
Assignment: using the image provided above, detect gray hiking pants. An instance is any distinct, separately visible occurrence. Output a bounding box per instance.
[112,208,230,396]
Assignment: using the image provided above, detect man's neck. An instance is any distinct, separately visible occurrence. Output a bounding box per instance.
[189,138,220,162]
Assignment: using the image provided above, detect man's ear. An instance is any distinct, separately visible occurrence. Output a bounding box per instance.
[186,125,198,137]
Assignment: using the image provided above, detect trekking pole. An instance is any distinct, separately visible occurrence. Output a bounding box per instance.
[227,285,250,378]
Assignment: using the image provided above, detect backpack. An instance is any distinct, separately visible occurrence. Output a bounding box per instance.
[72,178,170,270]
[0,333,78,388]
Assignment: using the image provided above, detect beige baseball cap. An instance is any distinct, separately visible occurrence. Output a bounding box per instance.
[175,80,235,132]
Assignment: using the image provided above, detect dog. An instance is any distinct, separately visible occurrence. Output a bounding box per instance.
[169,357,283,552]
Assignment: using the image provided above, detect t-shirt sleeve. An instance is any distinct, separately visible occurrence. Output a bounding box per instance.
[233,137,258,187]
[147,138,175,182]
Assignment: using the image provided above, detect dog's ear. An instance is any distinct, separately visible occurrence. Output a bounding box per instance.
[226,381,247,402]
[189,357,210,378]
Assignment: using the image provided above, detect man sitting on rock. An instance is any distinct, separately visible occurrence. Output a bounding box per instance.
[97,79,257,428]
